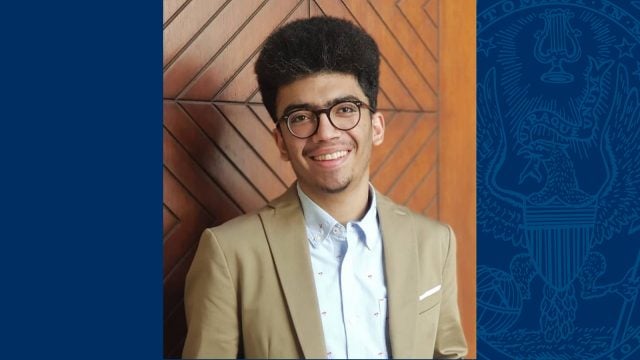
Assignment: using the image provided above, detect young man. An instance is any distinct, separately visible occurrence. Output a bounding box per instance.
[182,16,467,359]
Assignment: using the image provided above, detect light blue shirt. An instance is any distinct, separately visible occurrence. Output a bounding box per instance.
[297,184,389,359]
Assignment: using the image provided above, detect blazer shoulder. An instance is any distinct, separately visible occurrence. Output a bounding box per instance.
[409,210,452,242]
[203,187,300,251]
[377,192,453,258]
[378,191,451,238]
[203,206,271,251]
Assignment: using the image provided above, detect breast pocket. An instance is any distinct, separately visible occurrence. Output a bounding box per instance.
[418,290,442,315]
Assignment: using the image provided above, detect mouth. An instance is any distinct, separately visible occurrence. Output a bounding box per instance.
[310,150,349,161]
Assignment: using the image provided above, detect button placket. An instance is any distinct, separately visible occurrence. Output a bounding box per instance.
[339,230,356,357]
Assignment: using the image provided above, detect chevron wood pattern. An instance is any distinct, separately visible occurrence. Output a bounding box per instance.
[163,1,473,358]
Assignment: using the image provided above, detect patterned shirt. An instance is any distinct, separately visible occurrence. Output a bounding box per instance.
[297,184,389,359]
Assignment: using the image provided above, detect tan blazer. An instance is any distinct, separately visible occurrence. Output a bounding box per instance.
[183,186,467,359]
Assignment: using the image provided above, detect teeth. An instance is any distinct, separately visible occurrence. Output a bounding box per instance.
[313,150,348,161]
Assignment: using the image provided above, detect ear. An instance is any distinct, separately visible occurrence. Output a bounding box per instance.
[272,126,291,161]
[371,112,385,146]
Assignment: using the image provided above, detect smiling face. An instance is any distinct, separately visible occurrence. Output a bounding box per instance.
[273,72,385,200]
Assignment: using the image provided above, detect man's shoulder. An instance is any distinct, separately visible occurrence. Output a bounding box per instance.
[209,208,267,236]
[199,208,271,258]
[204,187,300,248]
[377,191,449,229]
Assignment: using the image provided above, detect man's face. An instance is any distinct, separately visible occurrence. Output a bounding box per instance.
[273,72,385,198]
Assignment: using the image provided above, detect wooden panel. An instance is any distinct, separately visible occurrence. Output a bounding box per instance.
[315,0,425,111]
[164,101,266,212]
[387,132,438,204]
[369,0,438,91]
[339,0,438,110]
[163,0,264,99]
[370,111,416,175]
[397,0,439,59]
[183,0,304,100]
[407,167,438,213]
[180,102,288,199]
[217,103,296,184]
[163,204,178,240]
[440,1,477,358]
[371,113,438,205]
[163,0,475,357]
[163,0,189,25]
[163,0,226,67]
[162,167,211,278]
[162,168,209,357]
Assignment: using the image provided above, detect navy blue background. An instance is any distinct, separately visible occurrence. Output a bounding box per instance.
[0,3,161,358]
[478,1,640,359]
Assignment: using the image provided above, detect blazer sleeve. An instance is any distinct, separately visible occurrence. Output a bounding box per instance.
[182,228,240,359]
[434,225,468,359]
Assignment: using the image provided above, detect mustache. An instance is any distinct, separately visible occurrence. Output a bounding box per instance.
[302,141,354,157]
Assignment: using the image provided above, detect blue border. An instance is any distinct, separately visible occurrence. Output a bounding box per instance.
[1,3,162,358]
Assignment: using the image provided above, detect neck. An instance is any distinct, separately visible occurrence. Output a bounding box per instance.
[299,181,371,225]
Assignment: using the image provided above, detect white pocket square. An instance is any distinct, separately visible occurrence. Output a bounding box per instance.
[418,284,441,301]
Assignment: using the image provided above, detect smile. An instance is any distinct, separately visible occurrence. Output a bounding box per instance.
[311,150,349,161]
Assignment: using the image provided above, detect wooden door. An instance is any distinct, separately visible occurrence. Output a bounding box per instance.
[163,0,475,357]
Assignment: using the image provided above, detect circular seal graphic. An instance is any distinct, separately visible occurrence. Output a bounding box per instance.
[477,1,640,359]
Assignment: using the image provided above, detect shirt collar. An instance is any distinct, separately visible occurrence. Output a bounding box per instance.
[297,183,380,250]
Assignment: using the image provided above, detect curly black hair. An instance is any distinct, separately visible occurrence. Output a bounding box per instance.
[255,16,380,123]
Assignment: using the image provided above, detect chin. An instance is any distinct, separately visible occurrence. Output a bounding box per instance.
[317,179,351,194]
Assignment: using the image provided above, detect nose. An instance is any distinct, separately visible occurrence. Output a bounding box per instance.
[312,113,340,141]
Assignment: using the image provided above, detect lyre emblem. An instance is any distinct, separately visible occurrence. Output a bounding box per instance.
[534,9,582,83]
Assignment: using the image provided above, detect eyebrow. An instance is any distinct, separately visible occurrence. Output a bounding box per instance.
[281,95,363,117]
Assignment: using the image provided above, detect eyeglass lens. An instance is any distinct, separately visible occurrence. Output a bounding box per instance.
[286,101,361,138]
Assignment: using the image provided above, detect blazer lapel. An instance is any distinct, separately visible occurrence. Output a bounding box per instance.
[260,186,327,359]
[377,193,418,358]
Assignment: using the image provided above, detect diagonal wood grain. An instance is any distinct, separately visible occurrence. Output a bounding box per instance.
[337,0,438,110]
[180,102,288,200]
[397,0,439,59]
[163,0,190,25]
[216,103,296,185]
[387,130,438,204]
[163,0,226,67]
[424,0,438,26]
[164,101,267,212]
[182,0,304,100]
[162,166,213,279]
[163,0,263,99]
[407,165,438,212]
[163,204,179,241]
[371,112,437,193]
[370,0,438,90]
[313,0,427,111]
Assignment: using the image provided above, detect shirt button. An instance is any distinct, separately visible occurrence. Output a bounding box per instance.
[332,228,339,234]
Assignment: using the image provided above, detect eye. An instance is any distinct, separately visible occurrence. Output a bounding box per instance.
[335,103,358,114]
[288,111,313,124]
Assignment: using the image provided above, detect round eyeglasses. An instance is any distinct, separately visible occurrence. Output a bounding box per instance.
[278,100,374,139]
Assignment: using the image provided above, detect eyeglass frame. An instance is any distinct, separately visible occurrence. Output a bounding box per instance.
[277,99,375,139]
